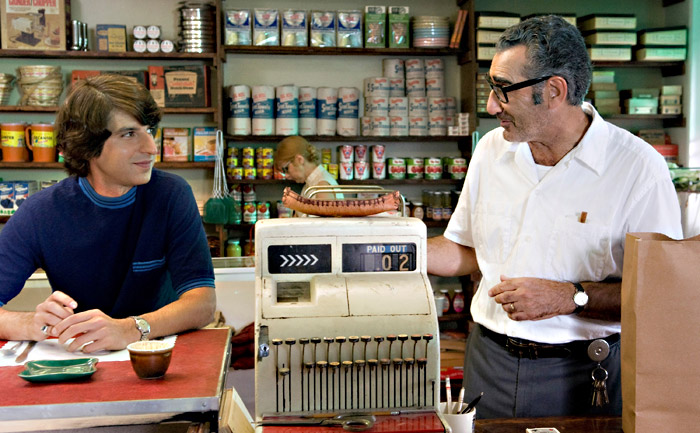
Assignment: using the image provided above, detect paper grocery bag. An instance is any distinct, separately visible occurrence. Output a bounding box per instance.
[621,233,700,433]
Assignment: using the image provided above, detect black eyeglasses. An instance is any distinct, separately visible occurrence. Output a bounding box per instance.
[281,160,292,174]
[487,75,552,103]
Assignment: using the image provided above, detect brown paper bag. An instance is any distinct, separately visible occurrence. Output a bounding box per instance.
[621,233,700,433]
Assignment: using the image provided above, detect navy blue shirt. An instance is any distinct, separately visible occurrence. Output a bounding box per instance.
[0,169,215,318]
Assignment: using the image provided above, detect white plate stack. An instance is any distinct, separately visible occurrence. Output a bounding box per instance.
[412,16,450,48]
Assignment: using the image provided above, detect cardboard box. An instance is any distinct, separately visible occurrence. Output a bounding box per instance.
[587,45,631,61]
[1,0,69,50]
[71,70,147,87]
[162,127,191,162]
[583,31,636,46]
[148,65,165,107]
[662,85,682,95]
[476,12,520,29]
[638,26,687,46]
[578,14,637,31]
[364,6,385,48]
[95,24,127,52]
[163,65,210,108]
[153,127,162,162]
[635,46,686,61]
[387,6,409,49]
[638,129,665,145]
[589,82,618,91]
[192,126,217,161]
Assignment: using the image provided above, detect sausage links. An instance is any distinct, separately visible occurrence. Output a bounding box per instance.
[282,187,401,217]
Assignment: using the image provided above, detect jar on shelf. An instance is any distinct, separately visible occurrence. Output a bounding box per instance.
[411,201,424,220]
[434,291,446,317]
[226,239,242,257]
[452,288,466,313]
[440,289,451,314]
[243,239,255,256]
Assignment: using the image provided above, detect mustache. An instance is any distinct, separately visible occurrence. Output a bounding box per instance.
[497,113,513,122]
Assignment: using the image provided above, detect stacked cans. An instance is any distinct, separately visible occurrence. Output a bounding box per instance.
[335,144,386,180]
[423,190,454,221]
[362,77,390,137]
[227,146,274,180]
[449,112,471,136]
[179,4,216,53]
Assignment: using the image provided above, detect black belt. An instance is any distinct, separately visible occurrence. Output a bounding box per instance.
[479,325,620,359]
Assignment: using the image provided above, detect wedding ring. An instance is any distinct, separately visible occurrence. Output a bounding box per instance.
[509,303,516,312]
[41,325,50,335]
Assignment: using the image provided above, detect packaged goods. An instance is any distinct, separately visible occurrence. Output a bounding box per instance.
[95,24,127,52]
[162,128,191,162]
[310,11,335,47]
[364,6,386,48]
[1,0,69,50]
[476,12,520,29]
[193,127,216,161]
[337,10,362,48]
[253,9,279,46]
[282,10,307,47]
[578,14,637,31]
[638,26,687,45]
[162,65,211,108]
[388,6,410,48]
[225,10,252,45]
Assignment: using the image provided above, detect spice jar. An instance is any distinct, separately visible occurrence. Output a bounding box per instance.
[452,288,466,313]
[226,239,242,257]
[440,289,451,314]
[412,201,424,220]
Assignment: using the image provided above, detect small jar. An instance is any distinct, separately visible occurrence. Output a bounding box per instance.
[452,288,466,313]
[243,239,255,256]
[412,201,424,220]
[226,239,242,257]
[440,289,451,314]
[434,291,446,317]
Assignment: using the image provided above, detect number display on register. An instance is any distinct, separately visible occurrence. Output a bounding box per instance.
[342,243,417,273]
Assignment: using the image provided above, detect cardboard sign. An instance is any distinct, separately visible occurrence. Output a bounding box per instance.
[1,0,69,50]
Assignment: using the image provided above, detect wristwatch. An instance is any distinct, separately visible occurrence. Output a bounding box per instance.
[572,282,589,314]
[131,316,151,341]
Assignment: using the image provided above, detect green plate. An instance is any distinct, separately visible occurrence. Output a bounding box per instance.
[18,358,99,383]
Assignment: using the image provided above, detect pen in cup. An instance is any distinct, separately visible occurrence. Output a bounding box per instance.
[453,386,465,413]
[445,377,452,414]
[460,391,484,414]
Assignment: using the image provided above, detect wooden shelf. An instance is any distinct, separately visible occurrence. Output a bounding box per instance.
[225,134,468,143]
[439,312,469,322]
[0,49,216,60]
[224,45,465,57]
[477,60,685,76]
[223,178,463,185]
[155,162,215,169]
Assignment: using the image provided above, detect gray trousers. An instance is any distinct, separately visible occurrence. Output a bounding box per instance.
[462,325,622,419]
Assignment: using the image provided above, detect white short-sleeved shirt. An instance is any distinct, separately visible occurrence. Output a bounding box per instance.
[444,103,682,343]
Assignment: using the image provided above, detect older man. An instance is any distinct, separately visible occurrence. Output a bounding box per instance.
[428,15,681,418]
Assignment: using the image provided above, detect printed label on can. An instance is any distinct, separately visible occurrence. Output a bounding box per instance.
[371,145,385,161]
[338,145,354,162]
[339,161,354,180]
[387,158,406,179]
[372,161,386,179]
[354,144,368,162]
[243,202,257,223]
[243,167,257,179]
[354,161,369,180]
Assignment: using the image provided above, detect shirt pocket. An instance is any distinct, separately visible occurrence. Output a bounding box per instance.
[545,216,611,281]
[474,201,514,264]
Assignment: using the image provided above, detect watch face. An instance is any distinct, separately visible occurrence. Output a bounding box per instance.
[574,291,589,307]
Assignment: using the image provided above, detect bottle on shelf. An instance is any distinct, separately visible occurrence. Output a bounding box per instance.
[452,288,465,314]
[226,239,242,257]
[440,288,452,314]
[434,290,446,317]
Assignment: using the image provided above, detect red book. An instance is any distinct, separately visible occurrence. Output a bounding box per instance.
[454,10,468,50]
[450,10,465,49]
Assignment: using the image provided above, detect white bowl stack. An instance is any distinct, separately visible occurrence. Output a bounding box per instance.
[412,16,450,48]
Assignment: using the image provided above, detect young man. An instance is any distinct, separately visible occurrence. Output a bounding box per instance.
[0,75,216,353]
[428,15,682,418]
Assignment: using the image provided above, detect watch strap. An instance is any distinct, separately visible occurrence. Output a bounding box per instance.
[573,282,586,314]
[131,316,150,341]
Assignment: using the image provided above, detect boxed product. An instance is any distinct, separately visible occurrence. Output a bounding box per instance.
[476,29,504,45]
[638,129,665,145]
[586,45,631,61]
[621,88,660,99]
[163,65,210,108]
[281,9,307,47]
[1,0,69,50]
[364,6,386,48]
[660,105,682,115]
[310,10,335,47]
[337,10,362,48]
[192,127,217,161]
[592,70,616,83]
[638,26,687,45]
[578,14,637,31]
[388,6,409,49]
[660,94,681,106]
[589,82,618,91]
[153,127,162,162]
[253,8,279,46]
[224,9,251,46]
[477,43,498,61]
[635,46,686,61]
[95,24,127,52]
[662,85,682,95]
[476,12,520,29]
[147,65,165,107]
[583,31,636,46]
[652,144,678,164]
[162,127,191,162]
[0,180,38,215]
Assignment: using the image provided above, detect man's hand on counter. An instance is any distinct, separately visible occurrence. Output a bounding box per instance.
[32,290,77,341]
[50,310,140,353]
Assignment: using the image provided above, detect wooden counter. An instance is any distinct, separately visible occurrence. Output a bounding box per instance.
[476,416,621,433]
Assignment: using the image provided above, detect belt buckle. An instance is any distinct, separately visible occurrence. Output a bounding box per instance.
[506,338,539,359]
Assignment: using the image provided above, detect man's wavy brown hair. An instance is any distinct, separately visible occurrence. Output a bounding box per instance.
[55,74,161,177]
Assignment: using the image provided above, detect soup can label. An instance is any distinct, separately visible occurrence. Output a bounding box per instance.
[406,158,424,179]
[327,163,339,179]
[242,147,255,157]
[258,168,273,179]
[339,162,354,180]
[387,157,406,179]
[372,161,386,179]
[243,202,257,223]
[338,144,354,162]
[256,201,271,219]
[243,167,257,180]
[371,144,385,162]
[424,157,443,180]
[354,144,368,162]
[227,167,243,180]
[354,161,369,180]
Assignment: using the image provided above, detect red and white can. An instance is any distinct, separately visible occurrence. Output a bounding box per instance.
[371,144,385,162]
[354,161,369,180]
[372,161,386,179]
[354,144,369,162]
[339,162,354,180]
[337,144,354,162]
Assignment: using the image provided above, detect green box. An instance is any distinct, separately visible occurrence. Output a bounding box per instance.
[388,6,410,48]
[364,6,386,48]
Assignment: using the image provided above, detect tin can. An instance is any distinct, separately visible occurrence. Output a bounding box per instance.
[371,145,385,162]
[447,157,467,179]
[241,184,256,202]
[327,163,339,179]
[227,156,239,167]
[406,157,424,179]
[354,161,369,180]
[230,167,243,180]
[354,144,368,162]
[256,147,274,158]
[242,147,255,158]
[241,157,255,168]
[258,168,273,179]
[424,157,443,180]
[231,185,243,201]
[243,201,257,223]
[256,201,271,219]
[228,146,239,158]
[321,148,332,164]
[243,167,257,180]
[338,145,354,162]
[256,157,273,168]
[412,201,424,220]
[372,161,386,179]
[387,157,406,179]
[339,162,354,180]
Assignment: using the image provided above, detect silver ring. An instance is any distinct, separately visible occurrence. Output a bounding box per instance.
[509,303,516,312]
[41,325,50,335]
